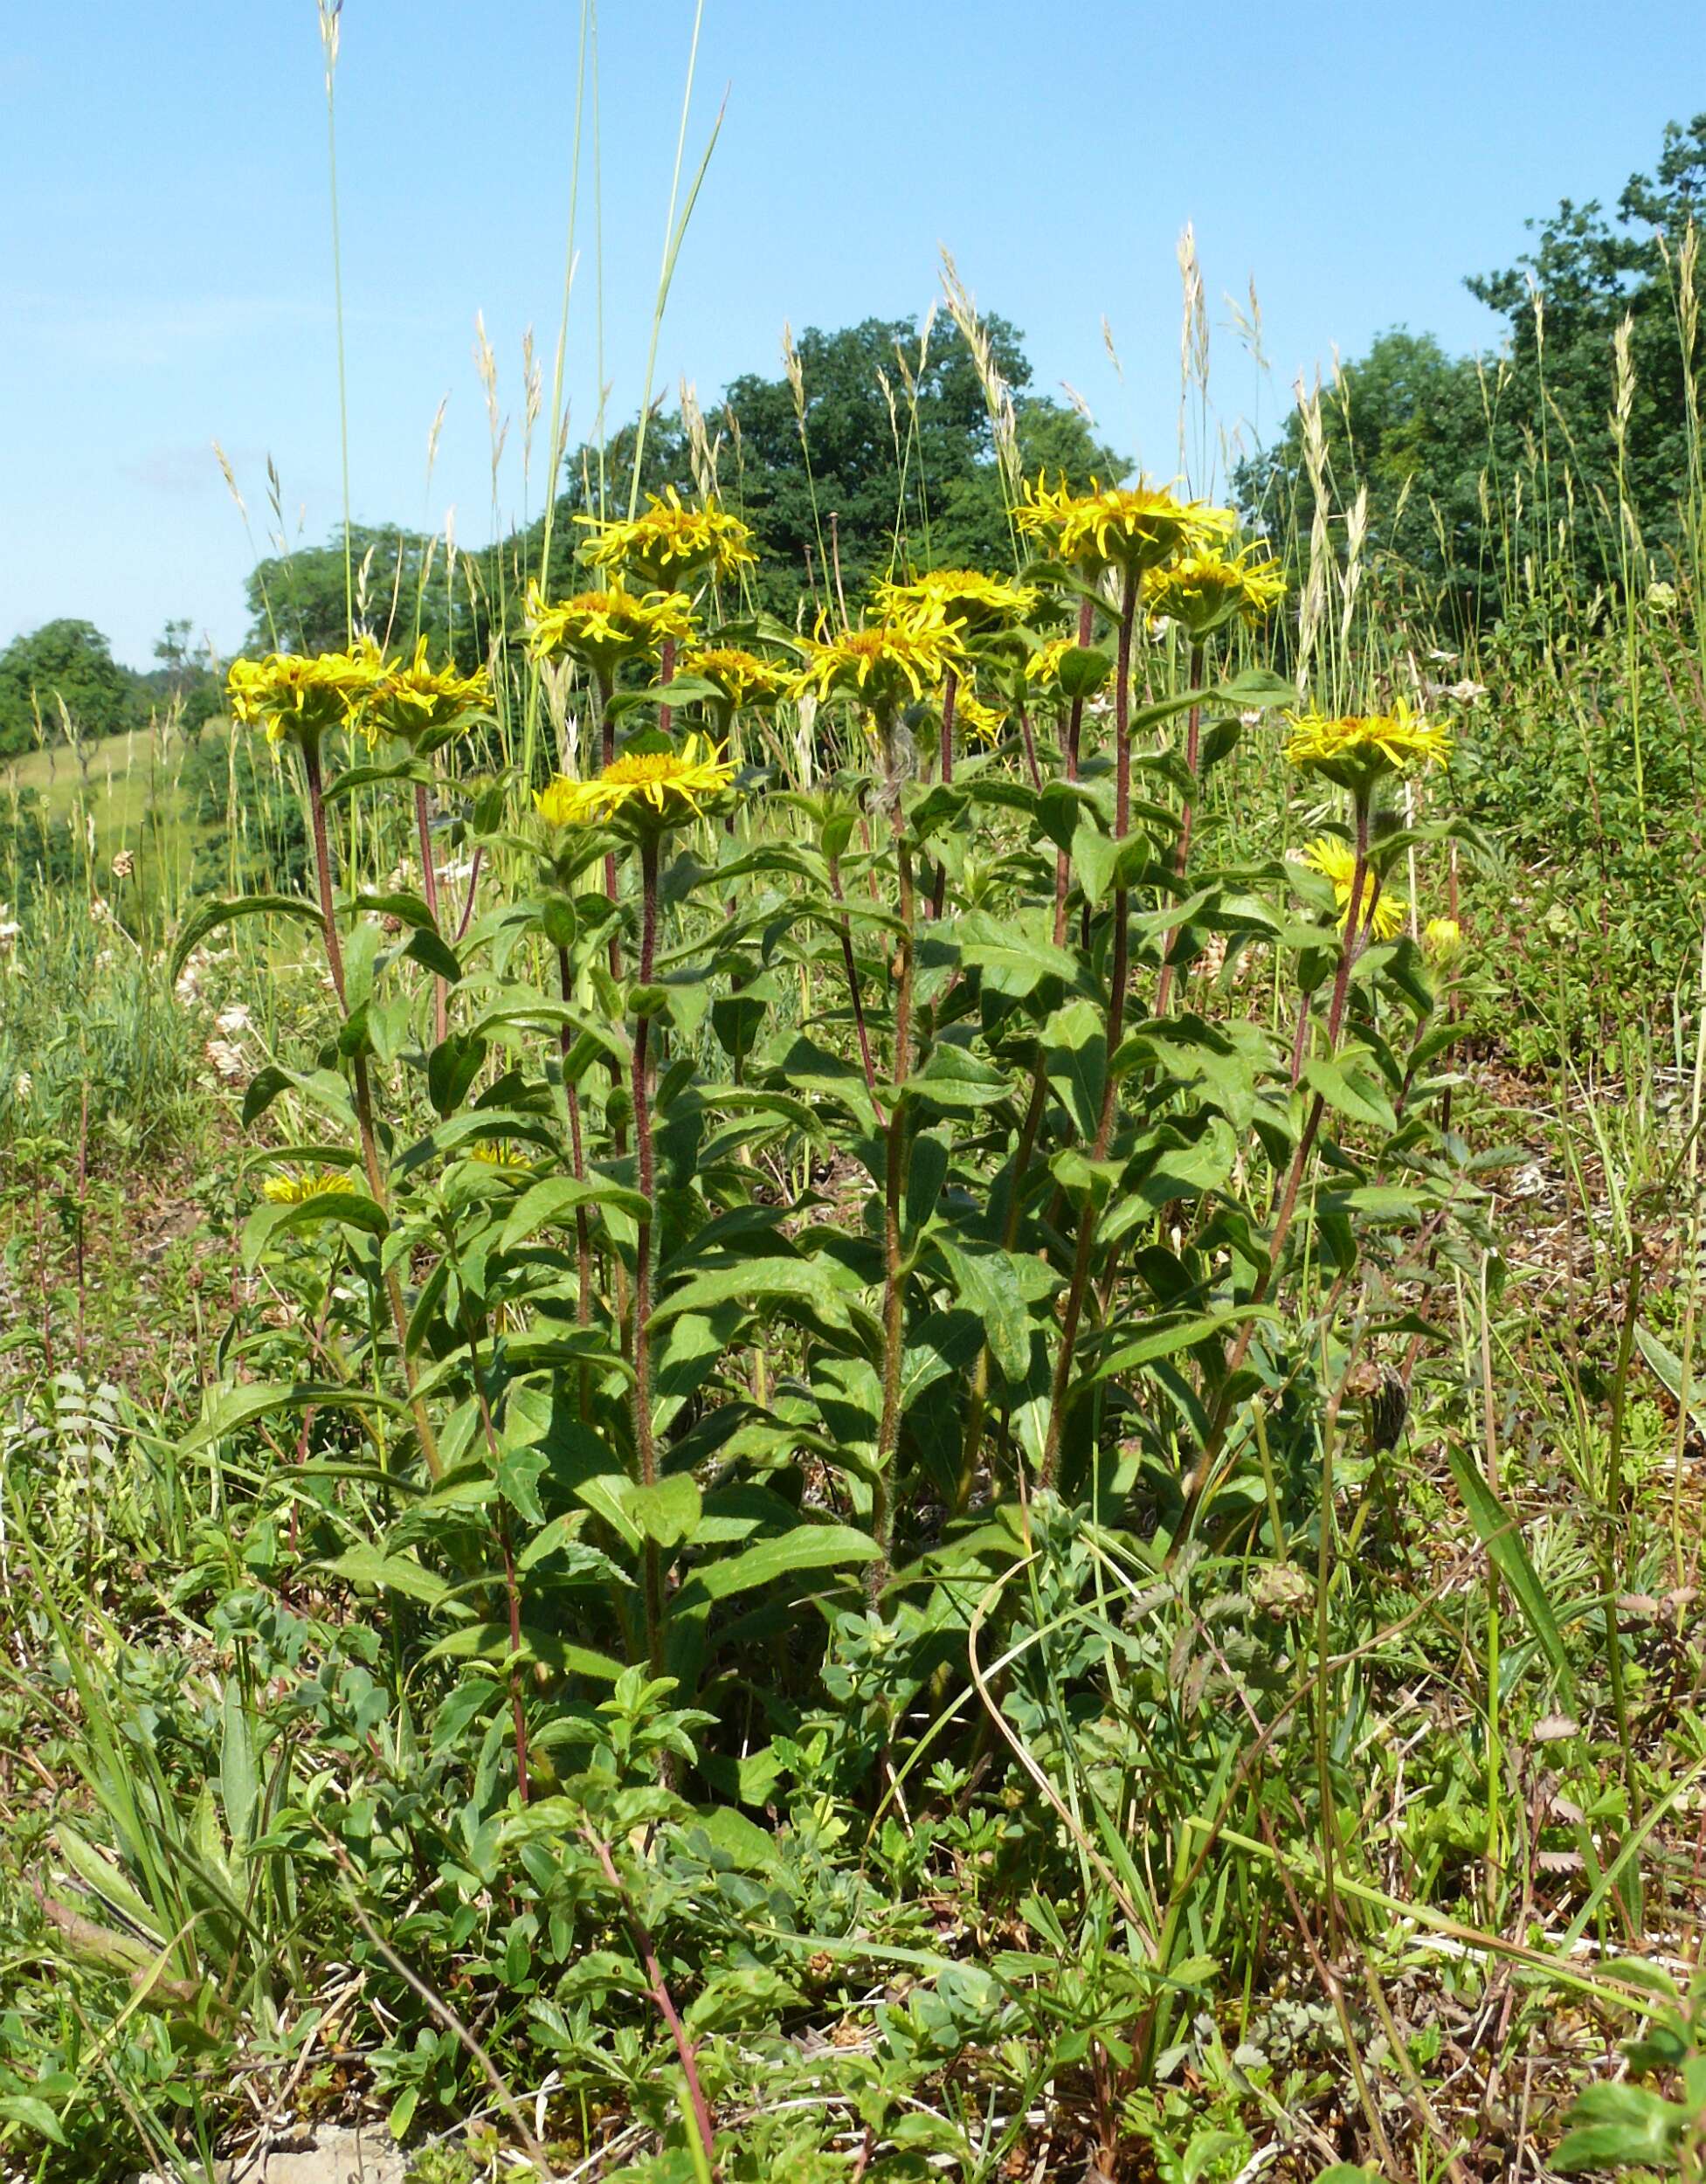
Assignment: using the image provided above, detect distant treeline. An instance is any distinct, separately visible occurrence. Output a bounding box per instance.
[6,110,1703,769]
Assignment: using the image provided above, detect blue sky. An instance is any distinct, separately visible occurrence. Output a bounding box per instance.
[2,0,1701,668]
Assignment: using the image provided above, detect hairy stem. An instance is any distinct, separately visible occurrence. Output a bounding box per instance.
[632,832,666,1676]
[413,776,449,1047]
[1039,568,1138,1491]
[302,737,442,1482]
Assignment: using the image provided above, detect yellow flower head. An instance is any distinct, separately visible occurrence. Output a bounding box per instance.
[535,732,737,831]
[1016,473,1236,577]
[684,645,788,710]
[525,580,696,676]
[954,691,1006,748]
[1284,698,1451,787]
[577,487,757,590]
[261,1168,351,1205]
[1147,545,1288,639]
[1299,837,1407,941]
[363,637,491,747]
[1022,633,1108,702]
[792,609,967,715]
[469,1140,533,1168]
[1423,915,1467,963]
[873,566,1037,636]
[227,648,380,750]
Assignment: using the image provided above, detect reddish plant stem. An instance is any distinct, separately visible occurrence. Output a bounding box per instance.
[556,945,595,1337]
[657,633,677,737]
[929,667,958,919]
[412,777,449,1046]
[586,1831,717,2171]
[301,737,443,1482]
[1153,639,1206,1018]
[828,846,881,1110]
[869,751,915,1607]
[462,1315,532,1805]
[1172,792,1376,1548]
[1038,567,1139,1492]
[631,833,667,1676]
[1016,701,1043,791]
[452,844,484,943]
[1053,595,1097,947]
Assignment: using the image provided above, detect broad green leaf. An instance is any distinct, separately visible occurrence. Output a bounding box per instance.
[1043,998,1107,1142]
[651,1256,858,1331]
[499,1174,649,1252]
[1635,1322,1706,1435]
[321,1545,452,1607]
[901,1041,1011,1112]
[626,1474,702,1548]
[936,1238,1041,1386]
[1302,1053,1397,1134]
[957,909,1081,997]
[687,1524,880,1603]
[183,1380,399,1454]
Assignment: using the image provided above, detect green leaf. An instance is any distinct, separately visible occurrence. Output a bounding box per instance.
[1213,666,1295,708]
[627,1474,702,1548]
[428,1032,488,1118]
[686,1524,881,1604]
[1555,2082,1686,2172]
[183,1380,399,1454]
[240,1190,388,1270]
[1635,1322,1706,1435]
[899,1041,1012,1112]
[1043,998,1107,1141]
[936,1239,1038,1386]
[0,2096,67,2147]
[425,1622,624,1682]
[1090,1307,1278,1384]
[1071,819,1119,907]
[321,1545,452,1607]
[650,1256,859,1331]
[957,909,1080,998]
[169,891,323,984]
[499,1174,649,1252]
[1444,1443,1576,1701]
[1302,1052,1397,1134]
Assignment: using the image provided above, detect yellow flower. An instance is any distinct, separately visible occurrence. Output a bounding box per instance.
[261,1169,351,1205]
[873,567,1037,635]
[1284,698,1451,784]
[1015,473,1236,577]
[792,610,967,714]
[1300,837,1406,941]
[469,1141,533,1167]
[535,732,737,830]
[954,691,1006,747]
[1022,633,1107,700]
[1424,915,1466,962]
[683,645,788,709]
[363,637,491,746]
[577,487,756,589]
[227,648,380,750]
[525,580,696,676]
[1147,545,1288,639]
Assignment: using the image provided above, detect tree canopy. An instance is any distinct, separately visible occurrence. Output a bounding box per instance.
[246,309,1124,653]
[0,619,138,759]
[1236,113,1706,629]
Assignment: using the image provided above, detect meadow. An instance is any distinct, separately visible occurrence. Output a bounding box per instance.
[5,54,1706,2184]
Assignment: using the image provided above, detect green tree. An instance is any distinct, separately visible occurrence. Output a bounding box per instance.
[1238,113,1706,630]
[546,315,1122,621]
[243,523,493,663]
[0,619,137,759]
